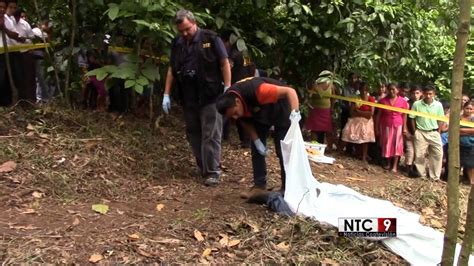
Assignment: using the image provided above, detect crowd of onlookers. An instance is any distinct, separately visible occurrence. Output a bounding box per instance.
[304,72,474,185]
[0,0,52,107]
[1,1,472,185]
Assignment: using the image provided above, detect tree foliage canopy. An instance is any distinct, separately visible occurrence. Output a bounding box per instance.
[24,0,474,99]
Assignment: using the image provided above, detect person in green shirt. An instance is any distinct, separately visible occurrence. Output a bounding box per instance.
[409,85,444,180]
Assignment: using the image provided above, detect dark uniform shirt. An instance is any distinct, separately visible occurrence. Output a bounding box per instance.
[171,28,228,106]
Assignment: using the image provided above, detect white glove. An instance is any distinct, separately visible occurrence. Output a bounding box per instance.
[162,94,171,114]
[224,85,230,92]
[253,138,268,156]
[289,109,301,122]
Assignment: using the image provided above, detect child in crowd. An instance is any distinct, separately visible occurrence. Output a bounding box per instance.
[461,94,470,115]
[404,84,422,174]
[460,100,474,185]
[305,72,336,150]
[375,83,387,102]
[375,83,408,172]
[84,50,107,111]
[341,81,376,163]
[398,82,410,102]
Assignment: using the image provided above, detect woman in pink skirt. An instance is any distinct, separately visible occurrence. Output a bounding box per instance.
[375,83,408,172]
[341,82,376,162]
[305,77,336,149]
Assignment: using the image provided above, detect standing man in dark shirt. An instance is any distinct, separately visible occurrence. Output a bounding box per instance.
[221,31,253,147]
[162,10,231,186]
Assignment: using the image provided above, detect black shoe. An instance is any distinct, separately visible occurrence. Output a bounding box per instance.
[204,176,220,186]
[408,168,421,178]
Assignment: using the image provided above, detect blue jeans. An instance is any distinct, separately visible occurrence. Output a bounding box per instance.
[251,122,289,189]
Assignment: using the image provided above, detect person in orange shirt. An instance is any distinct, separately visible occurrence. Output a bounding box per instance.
[216,77,300,199]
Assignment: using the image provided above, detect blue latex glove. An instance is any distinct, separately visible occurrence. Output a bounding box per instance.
[289,109,301,122]
[254,138,268,156]
[162,94,171,114]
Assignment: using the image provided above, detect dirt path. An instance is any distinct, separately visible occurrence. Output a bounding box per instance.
[0,106,470,264]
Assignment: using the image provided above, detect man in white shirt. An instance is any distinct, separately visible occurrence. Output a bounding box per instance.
[13,9,36,102]
[0,0,17,106]
[32,19,54,103]
[3,0,30,104]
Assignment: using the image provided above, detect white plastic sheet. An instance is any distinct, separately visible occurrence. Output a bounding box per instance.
[282,117,473,265]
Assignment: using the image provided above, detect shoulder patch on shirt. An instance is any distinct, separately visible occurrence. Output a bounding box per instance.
[202,42,211,48]
[253,106,261,113]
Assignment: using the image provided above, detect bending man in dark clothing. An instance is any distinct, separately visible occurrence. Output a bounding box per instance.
[216,77,300,199]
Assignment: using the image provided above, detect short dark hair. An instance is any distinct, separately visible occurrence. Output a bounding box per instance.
[463,100,473,108]
[410,84,422,92]
[0,0,7,4]
[348,72,356,80]
[387,83,397,90]
[221,31,233,42]
[398,81,408,89]
[6,0,17,5]
[423,85,436,93]
[216,93,237,115]
[175,9,195,24]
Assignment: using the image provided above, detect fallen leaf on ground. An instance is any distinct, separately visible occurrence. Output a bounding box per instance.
[32,191,43,198]
[26,123,35,131]
[321,258,339,265]
[422,207,434,216]
[154,238,182,244]
[419,216,426,224]
[156,204,165,212]
[194,229,204,242]
[202,248,212,257]
[73,217,80,226]
[219,234,229,247]
[89,253,103,263]
[431,219,443,228]
[92,204,109,214]
[275,241,290,252]
[128,233,140,241]
[336,164,344,169]
[245,221,260,232]
[228,239,240,247]
[0,161,17,173]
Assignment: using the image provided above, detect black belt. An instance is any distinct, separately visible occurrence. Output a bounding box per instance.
[417,128,438,132]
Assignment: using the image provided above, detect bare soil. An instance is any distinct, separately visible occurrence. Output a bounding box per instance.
[0,105,470,264]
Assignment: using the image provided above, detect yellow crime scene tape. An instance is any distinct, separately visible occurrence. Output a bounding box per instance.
[0,43,50,54]
[108,46,133,53]
[325,94,474,128]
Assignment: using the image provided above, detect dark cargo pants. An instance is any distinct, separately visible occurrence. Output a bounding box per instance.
[184,103,222,179]
[251,122,289,190]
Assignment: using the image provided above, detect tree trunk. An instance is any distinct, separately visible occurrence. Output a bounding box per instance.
[1,30,18,104]
[459,187,474,265]
[64,0,77,105]
[441,0,472,265]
